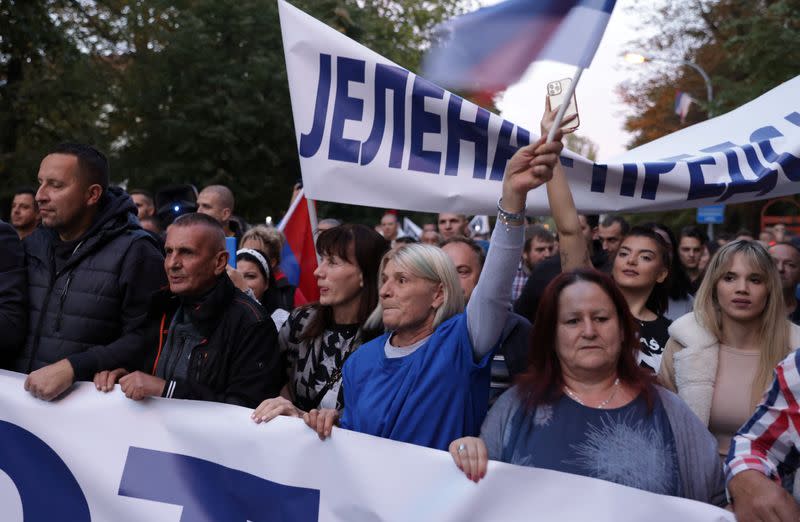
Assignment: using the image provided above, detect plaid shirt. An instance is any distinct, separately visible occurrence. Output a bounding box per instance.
[725,350,800,485]
[511,261,528,302]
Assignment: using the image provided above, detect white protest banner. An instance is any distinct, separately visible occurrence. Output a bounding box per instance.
[0,370,731,521]
[278,0,800,215]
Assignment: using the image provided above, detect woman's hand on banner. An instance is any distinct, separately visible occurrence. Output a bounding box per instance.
[449,437,489,483]
[303,408,339,440]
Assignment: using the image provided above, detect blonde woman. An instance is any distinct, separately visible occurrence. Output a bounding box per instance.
[659,239,800,457]
[303,135,565,449]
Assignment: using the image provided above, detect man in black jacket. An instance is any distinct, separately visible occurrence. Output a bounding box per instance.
[17,143,166,401]
[0,220,27,368]
[96,213,284,407]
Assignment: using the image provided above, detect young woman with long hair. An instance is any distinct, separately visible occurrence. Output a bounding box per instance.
[659,239,800,457]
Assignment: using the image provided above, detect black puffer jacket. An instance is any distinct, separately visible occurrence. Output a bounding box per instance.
[142,274,285,408]
[0,221,27,368]
[14,187,166,380]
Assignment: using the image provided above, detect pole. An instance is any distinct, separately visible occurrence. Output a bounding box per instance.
[677,59,714,238]
[679,60,713,116]
[306,197,321,263]
[546,67,584,143]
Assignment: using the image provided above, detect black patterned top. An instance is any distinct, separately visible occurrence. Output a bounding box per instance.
[278,306,362,412]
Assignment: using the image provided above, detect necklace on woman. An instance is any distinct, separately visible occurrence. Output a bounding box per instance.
[563,378,621,409]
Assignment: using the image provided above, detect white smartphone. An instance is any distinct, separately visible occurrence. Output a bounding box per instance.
[546,78,580,133]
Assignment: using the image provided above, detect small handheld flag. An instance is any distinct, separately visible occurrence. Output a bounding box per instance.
[402,217,422,240]
[674,91,694,123]
[278,189,320,301]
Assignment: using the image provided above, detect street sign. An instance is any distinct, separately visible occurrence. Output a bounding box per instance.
[697,204,725,224]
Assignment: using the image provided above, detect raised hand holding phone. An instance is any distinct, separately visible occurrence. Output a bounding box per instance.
[546,78,580,133]
[545,66,584,142]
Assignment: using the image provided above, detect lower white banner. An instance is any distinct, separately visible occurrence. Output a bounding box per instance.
[0,370,732,521]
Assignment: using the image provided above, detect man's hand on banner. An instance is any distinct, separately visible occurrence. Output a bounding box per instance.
[727,470,800,522]
[251,397,304,424]
[449,436,489,483]
[23,359,75,401]
[304,408,339,440]
[119,371,166,401]
[94,368,130,392]
[502,136,564,214]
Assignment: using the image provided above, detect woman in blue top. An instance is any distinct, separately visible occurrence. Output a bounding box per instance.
[302,134,566,450]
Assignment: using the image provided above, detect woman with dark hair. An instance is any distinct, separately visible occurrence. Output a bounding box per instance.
[536,103,673,372]
[448,269,724,504]
[612,226,673,372]
[251,224,390,422]
[234,248,290,329]
[645,222,695,321]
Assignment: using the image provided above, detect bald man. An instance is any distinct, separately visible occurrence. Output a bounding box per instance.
[197,184,242,239]
[94,213,284,407]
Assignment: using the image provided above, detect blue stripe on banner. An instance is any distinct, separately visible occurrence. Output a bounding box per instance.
[118,447,320,521]
[0,420,91,521]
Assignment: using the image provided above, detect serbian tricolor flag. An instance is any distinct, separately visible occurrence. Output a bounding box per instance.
[278,190,319,302]
[422,0,615,93]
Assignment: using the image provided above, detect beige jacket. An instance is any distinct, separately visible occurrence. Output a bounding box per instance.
[658,311,800,426]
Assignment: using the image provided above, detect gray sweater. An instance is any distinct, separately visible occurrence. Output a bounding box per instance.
[482,384,726,507]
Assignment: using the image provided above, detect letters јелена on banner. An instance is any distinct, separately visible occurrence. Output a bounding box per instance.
[278,0,800,216]
[0,369,733,521]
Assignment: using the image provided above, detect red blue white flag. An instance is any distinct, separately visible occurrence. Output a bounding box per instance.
[422,0,615,93]
[278,190,319,302]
